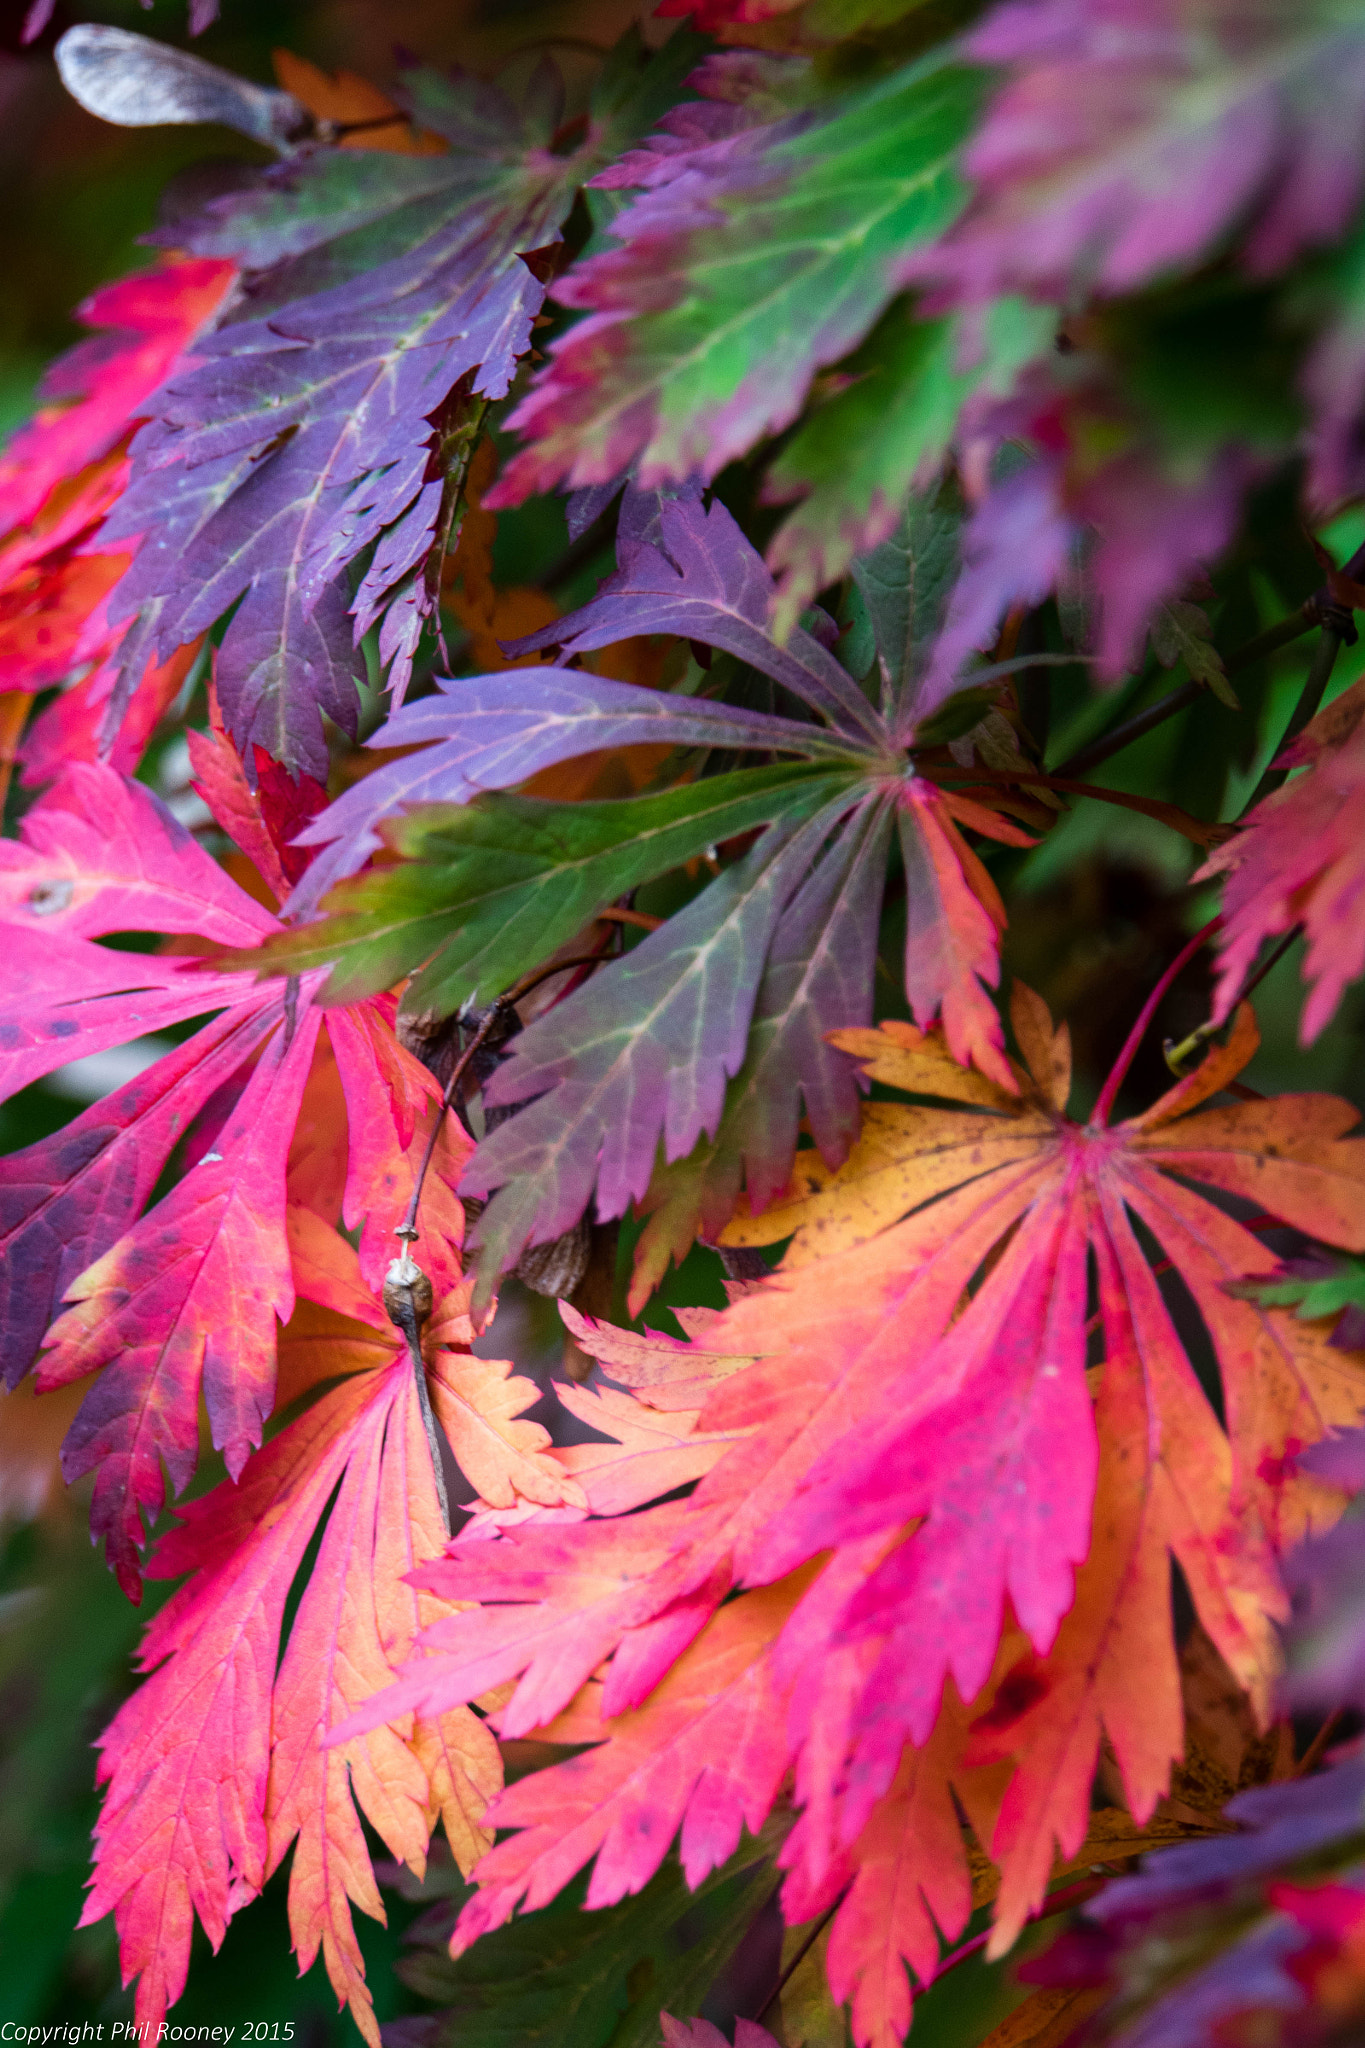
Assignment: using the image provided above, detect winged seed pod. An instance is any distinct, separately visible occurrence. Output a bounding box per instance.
[55,25,313,153]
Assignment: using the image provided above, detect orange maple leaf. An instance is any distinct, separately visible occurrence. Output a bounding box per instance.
[349,990,1365,2047]
[82,1211,521,2046]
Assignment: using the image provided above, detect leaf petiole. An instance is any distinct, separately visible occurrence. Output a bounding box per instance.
[1092,915,1221,1125]
[396,948,618,1257]
[1163,923,1303,1077]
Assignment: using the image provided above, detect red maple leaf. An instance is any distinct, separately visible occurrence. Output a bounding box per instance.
[20,751,594,2036]
[83,1208,506,2046]
[0,261,236,534]
[0,742,459,1596]
[1199,677,1365,1044]
[0,258,234,773]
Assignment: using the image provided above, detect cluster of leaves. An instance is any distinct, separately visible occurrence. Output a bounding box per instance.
[1015,1427,1365,2047]
[6,2,1365,2046]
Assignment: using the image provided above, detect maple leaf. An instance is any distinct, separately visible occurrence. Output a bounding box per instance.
[355,1519,1011,2048]
[96,33,705,777]
[918,346,1270,690]
[449,1571,818,1942]
[42,1007,325,1580]
[1028,1430,1365,2047]
[1199,676,1365,1045]
[1,738,592,2039]
[0,259,236,539]
[345,993,1365,2046]
[725,996,1365,1629]
[760,296,1052,630]
[0,751,465,1594]
[662,2022,781,2048]
[82,1217,505,2046]
[457,785,890,1297]
[1031,1759,1365,2046]
[1303,213,1365,508]
[490,49,984,510]
[913,0,1365,311]
[262,487,1037,1299]
[270,761,861,1012]
[898,104,1349,695]
[0,257,234,765]
[283,668,847,924]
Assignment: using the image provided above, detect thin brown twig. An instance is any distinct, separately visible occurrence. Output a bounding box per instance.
[513,948,620,1001]
[929,1876,1108,1986]
[929,761,1226,849]
[545,934,618,1007]
[1163,923,1304,1077]
[1055,586,1357,782]
[396,951,614,1248]
[396,1006,508,1247]
[386,1287,451,1535]
[1237,534,1365,808]
[1057,676,1205,780]
[385,944,619,1513]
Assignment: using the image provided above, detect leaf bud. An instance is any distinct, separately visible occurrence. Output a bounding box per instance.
[383,1253,434,1334]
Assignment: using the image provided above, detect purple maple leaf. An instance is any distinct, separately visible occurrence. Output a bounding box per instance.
[1051,1762,1365,2047]
[100,44,705,778]
[502,488,886,743]
[924,414,1252,691]
[912,0,1365,310]
[285,487,1033,1290]
[285,665,842,918]
[463,786,871,1281]
[488,52,981,507]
